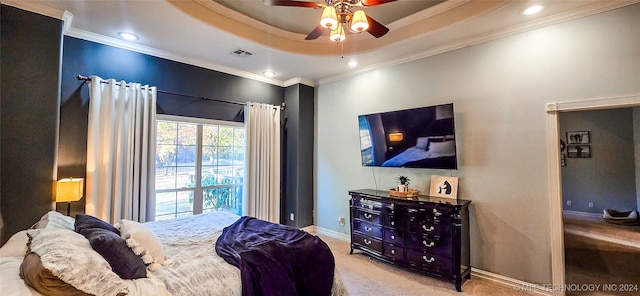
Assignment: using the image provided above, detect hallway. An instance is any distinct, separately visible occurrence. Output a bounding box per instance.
[563,212,640,295]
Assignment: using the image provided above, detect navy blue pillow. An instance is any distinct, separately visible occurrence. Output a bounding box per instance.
[74,214,120,235]
[79,228,147,279]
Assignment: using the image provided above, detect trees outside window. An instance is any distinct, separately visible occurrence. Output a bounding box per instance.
[155,116,244,221]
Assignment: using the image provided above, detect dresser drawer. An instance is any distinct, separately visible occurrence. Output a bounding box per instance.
[351,195,383,211]
[383,201,400,215]
[353,219,383,239]
[357,209,382,225]
[383,243,405,261]
[352,233,383,254]
[382,213,403,229]
[406,250,453,276]
[383,228,404,246]
[406,219,452,239]
[405,234,453,259]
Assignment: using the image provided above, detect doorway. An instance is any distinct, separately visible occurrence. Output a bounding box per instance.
[558,108,640,295]
[546,93,640,296]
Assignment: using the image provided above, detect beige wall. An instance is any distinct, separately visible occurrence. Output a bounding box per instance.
[315,4,640,284]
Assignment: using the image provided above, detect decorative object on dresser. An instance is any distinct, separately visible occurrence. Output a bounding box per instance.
[389,188,419,198]
[349,189,471,292]
[396,175,411,193]
[429,176,458,199]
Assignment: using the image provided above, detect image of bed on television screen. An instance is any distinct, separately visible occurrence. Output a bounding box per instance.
[358,103,458,170]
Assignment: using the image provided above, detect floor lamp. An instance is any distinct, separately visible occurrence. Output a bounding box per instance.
[56,178,84,216]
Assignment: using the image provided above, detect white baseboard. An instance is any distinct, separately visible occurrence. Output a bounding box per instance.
[307,225,351,242]
[563,210,602,219]
[471,269,553,296]
[311,226,552,295]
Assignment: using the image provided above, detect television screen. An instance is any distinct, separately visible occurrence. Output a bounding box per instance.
[358,103,458,169]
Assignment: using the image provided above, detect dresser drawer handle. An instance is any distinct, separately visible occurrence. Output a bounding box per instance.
[422,225,435,232]
[391,249,395,254]
[391,235,395,240]
[423,241,435,247]
[423,256,435,263]
[364,226,372,232]
[364,213,372,219]
[391,221,395,226]
[433,208,442,216]
[363,238,371,245]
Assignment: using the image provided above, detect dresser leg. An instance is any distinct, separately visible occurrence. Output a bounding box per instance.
[465,273,471,279]
[349,247,353,255]
[455,280,462,292]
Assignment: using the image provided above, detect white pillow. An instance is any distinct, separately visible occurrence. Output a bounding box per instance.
[0,230,29,257]
[31,211,75,230]
[429,140,456,155]
[118,219,165,270]
[415,137,429,149]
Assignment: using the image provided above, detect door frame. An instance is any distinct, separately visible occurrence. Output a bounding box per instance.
[546,93,640,296]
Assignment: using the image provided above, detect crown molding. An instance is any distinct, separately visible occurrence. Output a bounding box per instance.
[65,27,286,87]
[193,0,305,41]
[388,0,469,30]
[62,11,74,33]
[284,78,316,88]
[318,0,640,85]
[1,0,65,19]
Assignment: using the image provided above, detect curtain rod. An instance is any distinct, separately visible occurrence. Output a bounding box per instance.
[76,75,285,110]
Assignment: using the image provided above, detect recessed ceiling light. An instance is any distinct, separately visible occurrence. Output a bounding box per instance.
[522,5,544,15]
[118,32,139,41]
[348,61,358,68]
[263,71,276,77]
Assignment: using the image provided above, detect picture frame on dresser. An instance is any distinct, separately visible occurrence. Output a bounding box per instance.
[348,189,471,292]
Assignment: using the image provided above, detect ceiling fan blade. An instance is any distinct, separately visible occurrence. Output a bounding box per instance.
[263,0,324,8]
[365,15,390,38]
[305,24,326,40]
[360,0,397,7]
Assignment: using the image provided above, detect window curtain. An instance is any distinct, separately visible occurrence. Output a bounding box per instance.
[85,76,157,223]
[243,103,281,223]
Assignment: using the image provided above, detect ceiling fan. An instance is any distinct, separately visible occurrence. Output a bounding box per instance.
[263,0,397,42]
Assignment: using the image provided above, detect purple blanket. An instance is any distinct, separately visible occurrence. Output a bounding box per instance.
[215,216,335,296]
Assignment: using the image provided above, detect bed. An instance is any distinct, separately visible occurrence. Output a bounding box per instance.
[0,211,349,296]
[382,136,456,168]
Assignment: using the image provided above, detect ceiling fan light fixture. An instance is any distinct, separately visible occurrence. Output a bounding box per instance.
[320,6,338,29]
[350,10,369,32]
[330,23,346,43]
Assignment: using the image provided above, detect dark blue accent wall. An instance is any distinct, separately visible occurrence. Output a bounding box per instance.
[1,5,63,244]
[58,37,313,219]
[283,84,315,227]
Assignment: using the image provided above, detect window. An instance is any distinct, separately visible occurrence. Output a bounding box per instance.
[154,115,245,221]
[359,116,374,165]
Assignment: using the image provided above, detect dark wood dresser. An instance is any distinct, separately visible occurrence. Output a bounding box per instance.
[348,189,471,292]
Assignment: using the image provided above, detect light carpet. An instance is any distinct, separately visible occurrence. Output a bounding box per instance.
[317,233,539,296]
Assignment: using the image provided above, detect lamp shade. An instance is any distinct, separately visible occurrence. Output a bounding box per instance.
[351,10,369,32]
[330,23,346,42]
[56,178,84,202]
[389,133,403,142]
[320,6,338,29]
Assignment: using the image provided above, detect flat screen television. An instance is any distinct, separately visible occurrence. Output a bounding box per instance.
[358,103,458,169]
